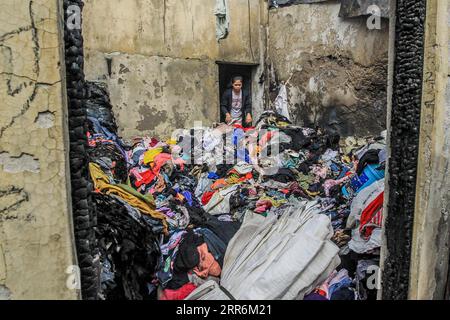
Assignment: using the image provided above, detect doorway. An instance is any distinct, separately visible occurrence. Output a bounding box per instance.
[217,62,257,122]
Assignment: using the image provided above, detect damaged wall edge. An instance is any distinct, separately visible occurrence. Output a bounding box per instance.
[63,0,99,300]
[380,0,427,300]
[58,0,81,300]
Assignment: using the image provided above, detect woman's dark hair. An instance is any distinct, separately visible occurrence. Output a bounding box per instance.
[232,75,244,83]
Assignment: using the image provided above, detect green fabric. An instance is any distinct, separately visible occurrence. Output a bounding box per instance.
[293,170,315,190]
[116,183,155,207]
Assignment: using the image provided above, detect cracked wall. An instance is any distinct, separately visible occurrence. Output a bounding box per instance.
[267,0,390,137]
[0,0,78,299]
[82,0,389,140]
[82,0,267,139]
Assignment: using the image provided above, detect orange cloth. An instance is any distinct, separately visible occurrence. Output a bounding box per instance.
[193,243,221,278]
[210,172,253,191]
[211,178,228,190]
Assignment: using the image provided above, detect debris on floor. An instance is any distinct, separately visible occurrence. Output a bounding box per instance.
[86,83,386,300]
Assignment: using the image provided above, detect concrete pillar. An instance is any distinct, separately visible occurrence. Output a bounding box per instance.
[409,0,450,300]
[0,0,79,299]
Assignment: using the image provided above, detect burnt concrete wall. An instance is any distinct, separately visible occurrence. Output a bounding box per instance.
[267,0,390,137]
[381,0,426,300]
[63,0,99,300]
[82,0,267,139]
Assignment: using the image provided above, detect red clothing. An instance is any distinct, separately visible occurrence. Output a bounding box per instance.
[201,191,216,205]
[159,283,197,300]
[149,137,159,147]
[359,191,384,240]
[134,153,185,187]
[233,123,255,132]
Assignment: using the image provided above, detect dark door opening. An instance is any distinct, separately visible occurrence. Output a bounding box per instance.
[218,63,256,122]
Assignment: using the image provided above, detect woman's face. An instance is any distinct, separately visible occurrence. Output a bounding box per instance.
[232,80,243,92]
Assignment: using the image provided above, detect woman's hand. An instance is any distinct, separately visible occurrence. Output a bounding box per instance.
[245,114,252,125]
[225,113,231,124]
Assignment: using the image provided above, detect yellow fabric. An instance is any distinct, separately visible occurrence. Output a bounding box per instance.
[166,138,177,145]
[341,155,352,164]
[89,163,168,234]
[305,189,321,197]
[260,196,287,208]
[143,147,163,164]
[276,121,290,127]
[226,175,240,185]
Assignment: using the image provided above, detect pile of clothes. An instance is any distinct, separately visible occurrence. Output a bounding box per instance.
[86,85,387,300]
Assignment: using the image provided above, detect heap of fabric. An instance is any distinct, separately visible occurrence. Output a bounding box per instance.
[86,93,387,300]
[85,82,164,300]
[186,199,340,300]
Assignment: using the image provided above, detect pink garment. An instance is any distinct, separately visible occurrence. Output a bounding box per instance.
[259,131,274,149]
[193,243,221,278]
[255,199,273,213]
[129,167,146,183]
[255,205,270,214]
[171,157,185,171]
[312,165,328,182]
[323,176,351,197]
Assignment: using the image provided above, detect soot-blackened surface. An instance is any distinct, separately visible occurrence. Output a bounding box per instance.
[63,0,99,300]
[382,0,426,300]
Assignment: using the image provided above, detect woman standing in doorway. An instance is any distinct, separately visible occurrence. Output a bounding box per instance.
[220,76,252,126]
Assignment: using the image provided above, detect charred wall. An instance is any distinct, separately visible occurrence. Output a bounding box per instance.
[381,0,426,300]
[267,1,390,137]
[63,0,99,300]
